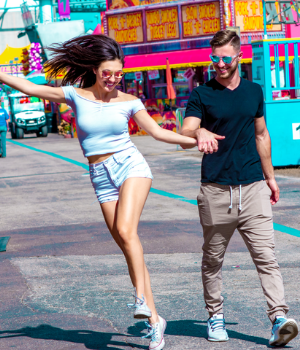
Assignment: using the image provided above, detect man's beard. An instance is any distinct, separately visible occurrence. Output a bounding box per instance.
[217,60,239,80]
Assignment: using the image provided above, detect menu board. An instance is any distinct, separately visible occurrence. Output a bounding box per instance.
[234,0,282,32]
[107,0,175,10]
[107,12,143,44]
[182,2,221,37]
[146,7,179,42]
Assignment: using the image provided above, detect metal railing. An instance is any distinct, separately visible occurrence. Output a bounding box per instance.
[263,39,300,101]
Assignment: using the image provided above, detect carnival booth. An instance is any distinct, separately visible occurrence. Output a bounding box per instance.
[104,0,291,135]
[252,38,300,166]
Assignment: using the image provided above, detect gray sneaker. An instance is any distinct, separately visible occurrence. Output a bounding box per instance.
[143,315,167,350]
[269,317,298,346]
[127,294,152,319]
[207,313,229,342]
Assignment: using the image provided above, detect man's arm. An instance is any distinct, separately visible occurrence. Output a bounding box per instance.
[181,116,225,154]
[255,116,279,205]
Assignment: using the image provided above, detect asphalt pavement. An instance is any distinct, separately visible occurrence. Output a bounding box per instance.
[0,133,299,350]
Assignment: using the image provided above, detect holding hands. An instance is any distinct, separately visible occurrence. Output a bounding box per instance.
[180,117,225,154]
[195,128,225,154]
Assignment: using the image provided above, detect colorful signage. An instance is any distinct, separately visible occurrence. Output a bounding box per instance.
[107,0,175,10]
[0,64,23,74]
[234,0,282,32]
[107,12,143,44]
[146,7,179,42]
[134,71,143,80]
[58,0,71,20]
[182,2,221,37]
[183,68,195,80]
[107,0,138,10]
[148,70,160,80]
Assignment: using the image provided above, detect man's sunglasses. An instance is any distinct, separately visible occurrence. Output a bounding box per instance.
[101,70,124,79]
[209,54,239,65]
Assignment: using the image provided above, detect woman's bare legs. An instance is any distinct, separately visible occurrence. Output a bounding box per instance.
[100,177,159,324]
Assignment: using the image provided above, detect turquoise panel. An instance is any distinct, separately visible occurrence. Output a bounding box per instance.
[252,39,300,167]
[71,12,100,33]
[266,101,300,166]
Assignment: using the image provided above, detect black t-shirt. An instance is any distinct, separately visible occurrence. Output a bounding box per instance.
[185,78,264,185]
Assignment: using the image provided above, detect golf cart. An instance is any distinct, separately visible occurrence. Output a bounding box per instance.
[8,92,47,139]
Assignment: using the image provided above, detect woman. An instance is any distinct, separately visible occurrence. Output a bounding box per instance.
[0,34,196,350]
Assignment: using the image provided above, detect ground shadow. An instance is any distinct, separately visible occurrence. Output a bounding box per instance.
[128,320,292,348]
[0,324,147,350]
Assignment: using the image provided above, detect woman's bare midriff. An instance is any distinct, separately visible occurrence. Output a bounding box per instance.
[88,153,115,164]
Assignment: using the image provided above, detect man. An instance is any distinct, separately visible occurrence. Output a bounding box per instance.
[0,106,9,158]
[181,30,298,346]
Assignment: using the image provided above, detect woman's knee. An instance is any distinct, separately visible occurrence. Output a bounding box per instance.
[117,225,138,245]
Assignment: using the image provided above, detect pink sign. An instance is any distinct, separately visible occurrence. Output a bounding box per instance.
[134,71,143,80]
[58,0,70,20]
[0,65,23,74]
[183,68,195,80]
[148,70,160,80]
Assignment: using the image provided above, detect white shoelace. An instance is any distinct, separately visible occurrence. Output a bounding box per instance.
[142,322,158,341]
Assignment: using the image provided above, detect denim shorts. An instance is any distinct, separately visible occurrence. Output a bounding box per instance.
[89,146,153,204]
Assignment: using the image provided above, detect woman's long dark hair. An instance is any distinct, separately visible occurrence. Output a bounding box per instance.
[44,34,125,88]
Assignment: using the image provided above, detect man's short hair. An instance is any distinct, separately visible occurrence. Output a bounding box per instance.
[210,30,240,52]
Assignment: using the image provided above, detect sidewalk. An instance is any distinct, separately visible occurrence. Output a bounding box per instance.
[0,134,299,349]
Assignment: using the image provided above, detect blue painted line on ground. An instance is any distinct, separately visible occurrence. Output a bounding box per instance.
[8,139,300,238]
[8,140,89,171]
[273,223,300,238]
[150,188,198,205]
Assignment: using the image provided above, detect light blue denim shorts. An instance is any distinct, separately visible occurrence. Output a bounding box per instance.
[89,146,153,204]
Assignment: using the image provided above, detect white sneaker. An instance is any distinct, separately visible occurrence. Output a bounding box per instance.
[143,315,167,350]
[127,294,152,319]
[207,313,229,342]
[269,317,298,346]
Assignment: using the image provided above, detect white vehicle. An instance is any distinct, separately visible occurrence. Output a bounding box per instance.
[8,92,47,139]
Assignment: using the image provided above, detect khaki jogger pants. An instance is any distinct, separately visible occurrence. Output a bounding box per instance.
[197,180,289,323]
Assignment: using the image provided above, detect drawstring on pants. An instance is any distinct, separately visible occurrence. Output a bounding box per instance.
[238,185,242,211]
[229,186,233,209]
[228,185,242,211]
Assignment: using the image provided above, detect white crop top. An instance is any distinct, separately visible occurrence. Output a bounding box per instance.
[61,86,146,157]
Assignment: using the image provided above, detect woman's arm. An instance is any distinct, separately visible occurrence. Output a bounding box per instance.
[0,72,66,104]
[133,109,197,148]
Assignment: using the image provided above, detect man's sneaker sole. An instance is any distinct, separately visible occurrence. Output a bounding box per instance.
[208,336,229,342]
[269,319,299,346]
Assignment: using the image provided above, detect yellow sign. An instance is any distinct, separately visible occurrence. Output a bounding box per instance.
[107,12,144,44]
[146,7,179,42]
[108,0,174,10]
[182,2,221,37]
[235,0,282,32]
